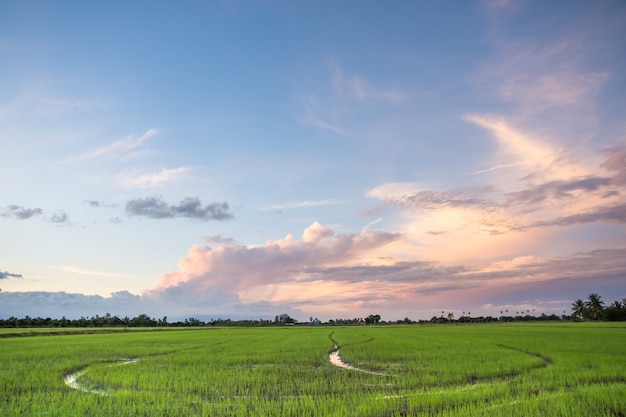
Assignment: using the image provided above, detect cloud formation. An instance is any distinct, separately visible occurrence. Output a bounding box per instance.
[154,222,402,296]
[294,62,409,136]
[203,235,237,245]
[0,271,23,279]
[119,166,190,188]
[1,205,70,224]
[368,144,626,236]
[0,290,294,321]
[1,205,43,220]
[60,128,158,164]
[125,196,233,221]
[49,210,70,224]
[144,221,626,319]
[261,199,345,211]
[84,200,117,208]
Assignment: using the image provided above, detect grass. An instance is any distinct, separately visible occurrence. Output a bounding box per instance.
[1,323,625,416]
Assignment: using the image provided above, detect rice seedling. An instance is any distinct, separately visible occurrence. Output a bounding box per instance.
[0,323,624,416]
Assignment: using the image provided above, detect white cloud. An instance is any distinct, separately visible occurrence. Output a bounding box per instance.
[118,166,190,188]
[154,222,401,296]
[52,265,135,279]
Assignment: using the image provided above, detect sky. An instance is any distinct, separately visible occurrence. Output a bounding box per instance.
[1,0,625,322]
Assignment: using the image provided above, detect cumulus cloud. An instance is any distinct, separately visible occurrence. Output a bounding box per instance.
[126,196,233,221]
[302,221,335,243]
[148,219,626,319]
[154,222,402,295]
[1,205,43,220]
[0,271,23,279]
[49,210,70,224]
[1,205,70,224]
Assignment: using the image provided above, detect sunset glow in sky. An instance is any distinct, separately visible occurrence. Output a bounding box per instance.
[1,0,625,321]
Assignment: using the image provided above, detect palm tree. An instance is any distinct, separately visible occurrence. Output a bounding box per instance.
[585,293,605,320]
[571,299,586,319]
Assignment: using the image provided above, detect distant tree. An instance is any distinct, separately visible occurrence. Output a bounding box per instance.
[365,314,381,324]
[603,300,626,321]
[585,293,604,321]
[571,299,586,319]
[277,313,295,325]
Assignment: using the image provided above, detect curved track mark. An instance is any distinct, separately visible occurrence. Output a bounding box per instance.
[64,358,138,395]
[496,344,553,367]
[327,332,385,375]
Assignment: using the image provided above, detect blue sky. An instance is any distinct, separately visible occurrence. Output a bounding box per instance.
[1,0,625,321]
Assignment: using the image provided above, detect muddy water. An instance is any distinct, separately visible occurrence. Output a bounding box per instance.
[328,345,385,375]
[328,346,357,370]
[64,358,138,395]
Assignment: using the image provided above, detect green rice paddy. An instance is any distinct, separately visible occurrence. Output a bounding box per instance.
[1,323,625,416]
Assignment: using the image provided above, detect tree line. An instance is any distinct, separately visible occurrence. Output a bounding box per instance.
[0,314,280,328]
[571,293,626,321]
[0,293,623,328]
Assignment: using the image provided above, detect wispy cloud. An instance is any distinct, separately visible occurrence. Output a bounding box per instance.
[52,265,135,279]
[293,94,347,136]
[118,166,190,188]
[203,235,237,245]
[368,145,626,235]
[0,89,103,120]
[60,128,158,164]
[126,196,234,221]
[84,200,118,208]
[261,199,344,211]
[475,28,608,116]
[0,270,23,279]
[331,66,410,104]
[293,61,409,135]
[464,115,562,178]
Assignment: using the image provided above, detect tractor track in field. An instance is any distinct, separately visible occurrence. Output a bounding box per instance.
[64,333,556,401]
[64,358,138,395]
[327,332,386,375]
[496,344,553,367]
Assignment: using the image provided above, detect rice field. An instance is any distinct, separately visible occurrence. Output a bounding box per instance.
[1,323,625,416]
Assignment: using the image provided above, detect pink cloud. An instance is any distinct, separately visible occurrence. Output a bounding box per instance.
[155,222,401,294]
[147,218,626,320]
